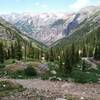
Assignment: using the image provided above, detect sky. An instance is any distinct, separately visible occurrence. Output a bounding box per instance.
[0,0,100,14]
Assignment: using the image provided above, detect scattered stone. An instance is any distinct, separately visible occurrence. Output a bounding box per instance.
[0,79,100,100]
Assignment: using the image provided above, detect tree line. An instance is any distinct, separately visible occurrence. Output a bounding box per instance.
[0,27,100,76]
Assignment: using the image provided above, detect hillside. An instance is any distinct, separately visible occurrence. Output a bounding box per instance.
[0,17,47,49]
[1,5,100,46]
[52,7,100,48]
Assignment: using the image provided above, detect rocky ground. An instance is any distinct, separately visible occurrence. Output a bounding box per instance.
[0,79,100,100]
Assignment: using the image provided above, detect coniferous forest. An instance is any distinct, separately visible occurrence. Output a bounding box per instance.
[0,27,100,82]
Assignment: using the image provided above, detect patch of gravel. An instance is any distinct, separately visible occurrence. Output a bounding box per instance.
[0,89,62,100]
[0,79,100,100]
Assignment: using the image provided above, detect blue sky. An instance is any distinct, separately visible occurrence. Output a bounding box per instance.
[0,0,100,14]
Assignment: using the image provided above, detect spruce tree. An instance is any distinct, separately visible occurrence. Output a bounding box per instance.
[64,44,80,76]
[7,49,11,59]
[0,42,4,63]
[24,44,27,61]
[59,58,65,76]
[75,49,80,63]
[40,46,43,58]
[71,43,76,64]
[45,51,49,61]
[15,41,22,60]
[64,52,72,75]
[31,47,35,59]
[34,48,40,60]
[82,60,87,72]
[49,48,54,62]
[82,45,87,57]
[94,44,100,60]
[11,43,15,59]
[88,48,93,57]
[4,49,8,60]
[64,49,72,75]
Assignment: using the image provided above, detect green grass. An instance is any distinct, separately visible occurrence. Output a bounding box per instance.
[4,59,16,65]
[71,70,99,83]
[0,69,38,79]
[0,64,38,79]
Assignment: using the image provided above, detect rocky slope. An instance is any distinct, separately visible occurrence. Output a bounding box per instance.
[52,6,100,47]
[1,5,100,45]
[0,17,24,41]
[0,17,46,49]
[1,12,67,45]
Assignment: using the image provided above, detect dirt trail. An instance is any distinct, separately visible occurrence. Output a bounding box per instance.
[0,79,100,100]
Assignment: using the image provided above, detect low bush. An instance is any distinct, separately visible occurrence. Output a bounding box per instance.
[24,64,37,76]
[71,70,98,83]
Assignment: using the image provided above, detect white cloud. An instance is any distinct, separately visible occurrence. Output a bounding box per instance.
[69,0,91,11]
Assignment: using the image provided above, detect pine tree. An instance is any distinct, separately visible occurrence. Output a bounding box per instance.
[64,44,80,76]
[40,46,44,58]
[49,48,54,62]
[94,44,100,60]
[75,49,80,63]
[7,49,11,59]
[0,42,4,63]
[59,58,64,76]
[82,60,87,72]
[71,43,76,64]
[34,48,40,60]
[64,52,72,75]
[30,47,35,59]
[82,45,87,57]
[45,51,49,61]
[88,47,93,57]
[94,46,98,60]
[28,45,35,59]
[11,43,15,59]
[15,41,22,60]
[64,49,71,75]
[24,43,27,61]
[4,49,8,60]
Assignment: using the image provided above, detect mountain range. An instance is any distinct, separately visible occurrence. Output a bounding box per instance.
[0,16,47,50]
[1,5,100,46]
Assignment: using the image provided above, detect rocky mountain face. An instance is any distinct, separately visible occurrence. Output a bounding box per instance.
[0,17,46,49]
[1,5,100,46]
[1,12,67,45]
[52,6,100,47]
[0,17,23,40]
